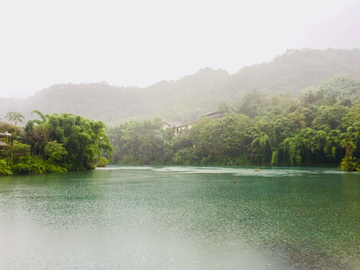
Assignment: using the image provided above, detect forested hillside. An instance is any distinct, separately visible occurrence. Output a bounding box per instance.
[108,78,360,169]
[1,48,360,125]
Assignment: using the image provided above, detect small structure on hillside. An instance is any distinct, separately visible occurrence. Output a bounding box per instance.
[0,131,12,138]
[0,141,7,148]
[163,122,182,129]
[200,109,237,120]
[0,132,11,149]
[162,108,237,136]
[163,122,194,135]
[201,110,222,119]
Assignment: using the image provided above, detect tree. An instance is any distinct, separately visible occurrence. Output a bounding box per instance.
[311,105,349,130]
[340,138,359,171]
[218,102,230,117]
[5,111,24,125]
[44,141,68,164]
[3,112,25,163]
[238,90,269,118]
[280,137,302,166]
[30,112,112,170]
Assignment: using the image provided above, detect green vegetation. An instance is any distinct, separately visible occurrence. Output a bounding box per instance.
[108,76,360,168]
[2,49,360,170]
[340,138,360,171]
[0,111,112,176]
[1,49,360,125]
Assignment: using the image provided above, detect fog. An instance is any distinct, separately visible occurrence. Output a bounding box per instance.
[0,0,356,98]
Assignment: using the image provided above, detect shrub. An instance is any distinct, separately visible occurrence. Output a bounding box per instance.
[0,159,13,176]
[44,163,67,173]
[95,157,109,167]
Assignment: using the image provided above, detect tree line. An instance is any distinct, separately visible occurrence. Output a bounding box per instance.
[108,76,360,170]
[1,48,360,126]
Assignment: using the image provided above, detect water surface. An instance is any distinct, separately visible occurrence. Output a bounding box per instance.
[0,166,359,269]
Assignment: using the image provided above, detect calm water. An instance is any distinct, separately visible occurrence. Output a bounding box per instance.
[0,166,359,269]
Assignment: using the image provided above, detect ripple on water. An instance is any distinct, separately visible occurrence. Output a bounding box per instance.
[97,165,352,178]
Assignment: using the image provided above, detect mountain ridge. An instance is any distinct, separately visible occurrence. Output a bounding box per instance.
[1,48,360,126]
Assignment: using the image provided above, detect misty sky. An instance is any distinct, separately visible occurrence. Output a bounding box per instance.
[0,0,356,98]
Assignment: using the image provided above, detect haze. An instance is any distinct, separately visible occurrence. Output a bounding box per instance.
[0,0,356,98]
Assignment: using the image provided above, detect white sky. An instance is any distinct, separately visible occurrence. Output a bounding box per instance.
[0,0,356,98]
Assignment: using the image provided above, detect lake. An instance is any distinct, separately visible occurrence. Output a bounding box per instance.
[0,166,359,269]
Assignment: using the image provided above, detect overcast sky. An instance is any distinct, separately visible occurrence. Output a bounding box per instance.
[0,0,356,98]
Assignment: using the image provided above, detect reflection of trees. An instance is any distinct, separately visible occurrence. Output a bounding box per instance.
[342,173,360,214]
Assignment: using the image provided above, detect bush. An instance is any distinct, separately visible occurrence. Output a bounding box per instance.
[0,159,13,176]
[11,163,33,175]
[95,157,109,167]
[44,163,67,173]
[340,156,360,171]
[12,156,46,175]
[171,148,194,165]
[201,154,217,165]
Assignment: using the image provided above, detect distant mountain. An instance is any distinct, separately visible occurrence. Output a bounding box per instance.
[295,1,360,49]
[1,48,360,126]
[228,48,360,96]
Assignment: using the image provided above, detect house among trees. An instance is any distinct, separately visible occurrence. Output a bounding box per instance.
[163,105,237,136]
[163,122,194,135]
[0,132,11,148]
[200,109,237,120]
[0,132,11,149]
[200,110,222,119]
[0,131,12,138]
[0,140,6,148]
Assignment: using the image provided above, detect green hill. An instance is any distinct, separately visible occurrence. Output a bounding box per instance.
[1,48,360,125]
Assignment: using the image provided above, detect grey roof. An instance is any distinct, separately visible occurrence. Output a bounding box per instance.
[201,110,220,117]
[0,131,12,138]
[164,122,193,128]
[167,122,183,126]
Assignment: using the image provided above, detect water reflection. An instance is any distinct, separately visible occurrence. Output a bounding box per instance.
[0,167,359,269]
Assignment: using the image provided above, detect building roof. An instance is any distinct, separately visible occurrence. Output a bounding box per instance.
[0,141,7,147]
[0,131,12,138]
[201,110,221,117]
[201,109,237,118]
[163,122,193,128]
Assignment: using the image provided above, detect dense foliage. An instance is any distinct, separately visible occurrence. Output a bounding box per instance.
[108,76,360,169]
[2,49,360,171]
[1,49,360,126]
[0,111,112,176]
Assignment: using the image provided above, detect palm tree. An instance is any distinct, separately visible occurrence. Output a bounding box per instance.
[5,111,24,125]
